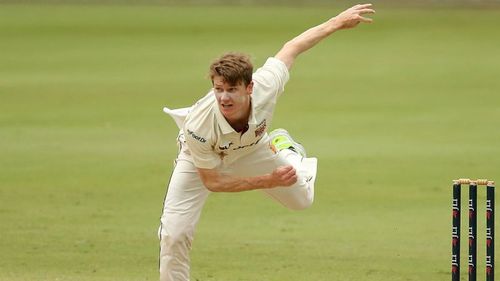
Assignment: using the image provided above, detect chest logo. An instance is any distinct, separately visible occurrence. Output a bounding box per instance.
[218,141,233,150]
[255,119,267,138]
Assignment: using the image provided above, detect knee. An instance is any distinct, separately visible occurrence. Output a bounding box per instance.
[160,226,194,253]
[161,233,190,250]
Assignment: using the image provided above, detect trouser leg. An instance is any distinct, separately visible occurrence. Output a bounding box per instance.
[262,149,317,210]
[159,158,209,281]
[227,138,318,210]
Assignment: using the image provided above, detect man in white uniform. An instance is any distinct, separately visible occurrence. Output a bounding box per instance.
[159,4,375,281]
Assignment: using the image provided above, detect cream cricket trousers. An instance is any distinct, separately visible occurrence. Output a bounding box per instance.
[159,108,317,281]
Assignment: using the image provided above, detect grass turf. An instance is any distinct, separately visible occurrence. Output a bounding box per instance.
[1,4,499,281]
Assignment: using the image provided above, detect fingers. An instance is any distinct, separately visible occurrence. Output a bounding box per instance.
[277,165,294,173]
[352,5,375,24]
[277,165,295,180]
[354,3,373,9]
[358,16,373,23]
[274,165,298,186]
[352,3,376,17]
[359,8,376,15]
[282,172,297,186]
[282,166,297,180]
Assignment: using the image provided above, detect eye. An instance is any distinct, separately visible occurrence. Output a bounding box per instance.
[214,87,223,93]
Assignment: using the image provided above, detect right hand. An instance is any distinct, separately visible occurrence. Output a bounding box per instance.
[270,165,298,187]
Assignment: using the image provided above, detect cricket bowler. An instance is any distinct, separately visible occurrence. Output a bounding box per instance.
[159,4,375,280]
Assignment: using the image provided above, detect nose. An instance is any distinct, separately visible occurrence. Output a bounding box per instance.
[220,92,231,102]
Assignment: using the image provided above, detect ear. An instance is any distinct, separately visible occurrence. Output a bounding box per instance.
[246,81,254,95]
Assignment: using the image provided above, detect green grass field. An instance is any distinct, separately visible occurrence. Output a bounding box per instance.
[1,3,500,281]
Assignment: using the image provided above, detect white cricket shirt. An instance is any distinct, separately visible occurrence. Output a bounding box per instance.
[183,57,289,169]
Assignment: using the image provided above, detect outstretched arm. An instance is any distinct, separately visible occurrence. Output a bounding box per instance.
[275,4,375,70]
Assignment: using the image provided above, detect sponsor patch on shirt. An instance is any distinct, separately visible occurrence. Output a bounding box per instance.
[187,129,207,143]
[255,119,267,137]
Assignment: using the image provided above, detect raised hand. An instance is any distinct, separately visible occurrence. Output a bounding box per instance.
[331,3,376,30]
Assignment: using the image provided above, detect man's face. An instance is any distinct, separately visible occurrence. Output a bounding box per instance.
[212,76,253,125]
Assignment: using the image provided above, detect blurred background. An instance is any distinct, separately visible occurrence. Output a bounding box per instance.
[1,1,499,280]
[1,0,500,6]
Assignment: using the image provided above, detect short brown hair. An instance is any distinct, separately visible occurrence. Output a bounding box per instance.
[209,53,253,86]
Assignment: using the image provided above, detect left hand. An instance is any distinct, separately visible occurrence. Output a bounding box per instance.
[330,4,376,30]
